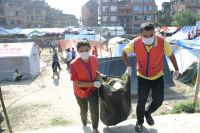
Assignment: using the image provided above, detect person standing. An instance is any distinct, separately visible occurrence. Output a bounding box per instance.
[122,22,179,132]
[92,46,98,57]
[70,40,103,133]
[71,47,76,60]
[66,48,72,69]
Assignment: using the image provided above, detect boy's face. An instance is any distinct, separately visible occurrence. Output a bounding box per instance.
[140,30,155,38]
[78,45,90,53]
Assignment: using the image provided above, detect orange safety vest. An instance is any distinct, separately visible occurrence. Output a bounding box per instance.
[134,36,164,77]
[71,55,98,98]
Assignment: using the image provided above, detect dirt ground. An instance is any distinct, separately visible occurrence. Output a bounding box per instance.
[0,48,197,132]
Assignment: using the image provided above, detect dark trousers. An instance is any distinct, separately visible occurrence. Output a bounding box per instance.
[15,75,23,81]
[75,91,99,129]
[136,76,164,125]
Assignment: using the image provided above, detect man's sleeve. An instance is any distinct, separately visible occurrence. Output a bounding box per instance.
[70,64,79,81]
[123,40,135,54]
[164,40,173,56]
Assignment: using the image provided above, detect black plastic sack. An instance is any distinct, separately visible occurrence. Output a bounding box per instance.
[99,73,131,126]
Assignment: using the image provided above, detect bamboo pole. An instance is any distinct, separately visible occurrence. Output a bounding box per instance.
[193,56,200,106]
[0,87,13,133]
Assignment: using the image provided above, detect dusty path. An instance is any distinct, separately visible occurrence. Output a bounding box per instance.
[0,48,197,132]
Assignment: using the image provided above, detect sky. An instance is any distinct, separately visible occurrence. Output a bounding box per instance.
[46,0,170,18]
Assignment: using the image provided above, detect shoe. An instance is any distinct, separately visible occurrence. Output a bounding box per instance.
[135,122,143,132]
[145,112,154,126]
[93,129,100,133]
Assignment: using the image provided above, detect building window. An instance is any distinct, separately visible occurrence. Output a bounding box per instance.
[134,25,140,34]
[110,6,117,12]
[144,6,152,12]
[102,6,109,12]
[133,6,141,12]
[144,15,152,21]
[102,16,109,22]
[111,0,118,2]
[135,15,143,21]
[110,16,117,22]
[35,9,42,15]
[7,2,13,7]
[7,11,15,16]
[102,0,109,2]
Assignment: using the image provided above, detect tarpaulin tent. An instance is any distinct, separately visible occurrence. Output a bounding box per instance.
[166,26,193,43]
[0,42,40,81]
[0,27,9,35]
[167,48,199,74]
[98,56,175,94]
[64,34,106,42]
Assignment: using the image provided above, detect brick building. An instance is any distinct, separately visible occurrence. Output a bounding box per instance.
[98,0,157,34]
[98,0,119,26]
[81,0,98,27]
[170,0,200,15]
[0,0,78,28]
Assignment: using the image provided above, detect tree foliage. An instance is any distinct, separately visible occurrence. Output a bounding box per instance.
[172,9,200,26]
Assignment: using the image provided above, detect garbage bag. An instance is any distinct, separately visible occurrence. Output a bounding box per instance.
[99,73,131,126]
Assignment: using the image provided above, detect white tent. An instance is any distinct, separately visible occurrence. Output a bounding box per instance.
[0,42,40,81]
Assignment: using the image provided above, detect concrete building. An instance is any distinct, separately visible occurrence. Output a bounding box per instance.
[98,0,119,26]
[81,0,98,27]
[0,0,78,28]
[118,0,157,34]
[170,0,200,15]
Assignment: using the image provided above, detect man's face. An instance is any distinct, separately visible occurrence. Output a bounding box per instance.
[140,30,155,38]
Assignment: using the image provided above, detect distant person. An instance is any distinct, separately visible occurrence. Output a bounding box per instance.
[92,46,98,57]
[13,69,23,82]
[71,47,76,60]
[66,48,72,69]
[52,58,61,79]
[52,51,61,70]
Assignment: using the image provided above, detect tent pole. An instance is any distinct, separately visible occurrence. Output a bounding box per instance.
[0,87,13,133]
[193,55,200,106]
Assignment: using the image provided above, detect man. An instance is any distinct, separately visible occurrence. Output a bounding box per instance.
[66,48,72,69]
[52,51,61,70]
[92,46,98,57]
[52,54,61,79]
[13,69,23,82]
[71,47,76,60]
[122,22,179,132]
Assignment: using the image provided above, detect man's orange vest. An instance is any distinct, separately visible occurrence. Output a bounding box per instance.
[71,55,98,98]
[134,36,164,77]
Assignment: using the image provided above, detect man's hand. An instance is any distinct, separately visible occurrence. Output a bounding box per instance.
[94,81,101,88]
[126,66,132,76]
[173,71,179,80]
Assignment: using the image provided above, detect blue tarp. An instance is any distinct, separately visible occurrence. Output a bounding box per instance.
[0,27,9,35]
[65,34,105,42]
[166,26,193,43]
[6,27,22,34]
[177,37,200,50]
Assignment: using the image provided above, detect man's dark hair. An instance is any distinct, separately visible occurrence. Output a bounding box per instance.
[140,22,155,32]
[76,39,90,50]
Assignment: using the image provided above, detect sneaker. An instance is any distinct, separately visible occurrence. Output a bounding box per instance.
[135,122,143,132]
[93,129,100,133]
[145,112,154,126]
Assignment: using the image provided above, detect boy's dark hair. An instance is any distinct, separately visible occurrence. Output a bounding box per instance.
[140,22,155,32]
[76,39,90,50]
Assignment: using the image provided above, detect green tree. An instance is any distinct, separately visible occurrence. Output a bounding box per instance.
[172,9,200,26]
